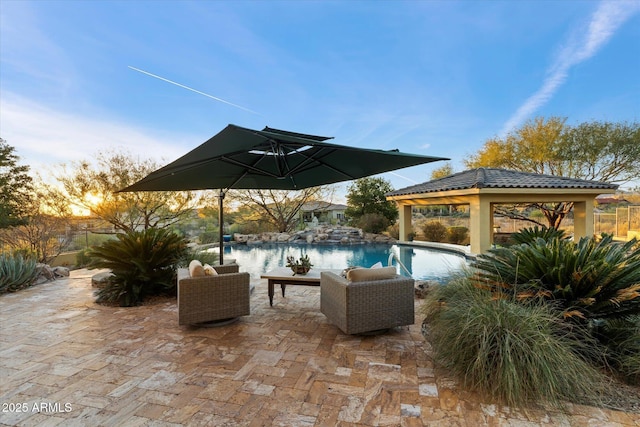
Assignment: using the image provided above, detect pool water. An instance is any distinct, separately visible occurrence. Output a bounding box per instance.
[217,243,467,282]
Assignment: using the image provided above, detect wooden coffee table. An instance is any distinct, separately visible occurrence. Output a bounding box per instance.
[261,267,341,306]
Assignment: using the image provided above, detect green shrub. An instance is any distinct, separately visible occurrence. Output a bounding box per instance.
[179,248,220,268]
[230,220,275,234]
[446,226,468,245]
[422,221,447,242]
[618,349,640,386]
[0,254,39,294]
[472,234,640,383]
[88,228,189,307]
[510,225,567,245]
[473,235,640,322]
[423,278,605,408]
[594,317,640,385]
[386,223,400,239]
[358,213,390,234]
[199,230,219,244]
[75,248,92,267]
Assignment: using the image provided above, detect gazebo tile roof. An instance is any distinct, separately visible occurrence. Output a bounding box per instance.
[388,168,618,196]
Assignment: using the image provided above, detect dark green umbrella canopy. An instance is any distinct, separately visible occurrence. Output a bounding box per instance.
[120,124,448,192]
[120,124,448,262]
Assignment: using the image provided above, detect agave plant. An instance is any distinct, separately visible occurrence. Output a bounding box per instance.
[0,253,39,294]
[88,228,189,306]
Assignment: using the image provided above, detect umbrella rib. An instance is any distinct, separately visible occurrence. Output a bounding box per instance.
[221,155,266,189]
[147,155,229,178]
[271,140,300,183]
[285,146,357,180]
[227,170,250,190]
[270,140,286,178]
[223,147,295,189]
[220,155,285,179]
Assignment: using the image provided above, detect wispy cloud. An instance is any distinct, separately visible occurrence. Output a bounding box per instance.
[0,93,192,173]
[500,0,640,135]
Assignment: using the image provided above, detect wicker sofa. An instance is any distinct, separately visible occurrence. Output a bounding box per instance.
[320,270,415,334]
[177,264,250,326]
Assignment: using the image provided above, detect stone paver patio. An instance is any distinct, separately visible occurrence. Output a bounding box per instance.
[1,269,638,426]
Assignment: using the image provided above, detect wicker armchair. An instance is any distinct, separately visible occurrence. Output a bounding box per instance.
[177,264,250,326]
[320,271,415,334]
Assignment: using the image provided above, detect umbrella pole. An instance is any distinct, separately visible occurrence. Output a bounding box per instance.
[218,190,225,265]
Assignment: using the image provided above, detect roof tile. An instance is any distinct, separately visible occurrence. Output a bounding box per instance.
[387,168,618,196]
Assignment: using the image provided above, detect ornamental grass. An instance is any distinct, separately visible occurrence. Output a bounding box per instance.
[422,278,605,408]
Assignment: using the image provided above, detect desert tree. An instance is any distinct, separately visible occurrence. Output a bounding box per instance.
[0,139,34,229]
[57,150,202,233]
[465,117,640,228]
[430,162,455,180]
[229,186,335,233]
[0,179,73,263]
[345,177,397,232]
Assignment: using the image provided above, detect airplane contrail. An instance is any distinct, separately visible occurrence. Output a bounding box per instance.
[388,171,419,184]
[128,66,260,115]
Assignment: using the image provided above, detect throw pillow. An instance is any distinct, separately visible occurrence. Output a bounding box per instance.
[370,261,383,269]
[347,266,397,282]
[341,266,361,278]
[189,260,206,277]
[203,264,218,276]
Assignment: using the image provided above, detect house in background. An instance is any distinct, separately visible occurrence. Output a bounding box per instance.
[595,195,630,210]
[299,201,347,226]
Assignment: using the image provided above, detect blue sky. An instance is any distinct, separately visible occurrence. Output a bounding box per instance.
[1,0,639,200]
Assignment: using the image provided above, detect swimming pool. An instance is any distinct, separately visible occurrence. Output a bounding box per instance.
[216,243,467,282]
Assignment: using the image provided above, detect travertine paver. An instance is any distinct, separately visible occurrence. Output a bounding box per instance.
[1,269,638,426]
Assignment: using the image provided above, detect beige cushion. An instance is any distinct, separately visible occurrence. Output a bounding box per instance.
[341,266,360,278]
[189,260,205,277]
[203,264,218,276]
[347,266,397,282]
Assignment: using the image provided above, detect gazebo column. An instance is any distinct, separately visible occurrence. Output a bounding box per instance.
[573,199,594,241]
[398,204,413,241]
[469,195,493,254]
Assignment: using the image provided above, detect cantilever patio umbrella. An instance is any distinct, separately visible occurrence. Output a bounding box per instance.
[120,124,448,263]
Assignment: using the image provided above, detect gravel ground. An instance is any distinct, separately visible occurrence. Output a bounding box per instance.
[582,379,640,414]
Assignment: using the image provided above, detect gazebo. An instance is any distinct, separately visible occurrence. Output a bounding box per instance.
[386,168,618,254]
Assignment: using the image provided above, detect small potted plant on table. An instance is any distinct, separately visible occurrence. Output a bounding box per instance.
[286,254,313,275]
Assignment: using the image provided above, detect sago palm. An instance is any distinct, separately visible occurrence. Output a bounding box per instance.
[88,228,189,306]
[472,234,640,322]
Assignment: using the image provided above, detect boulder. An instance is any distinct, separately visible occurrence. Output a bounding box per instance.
[53,266,70,277]
[92,271,114,288]
[234,234,248,243]
[229,226,391,246]
[35,263,55,281]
